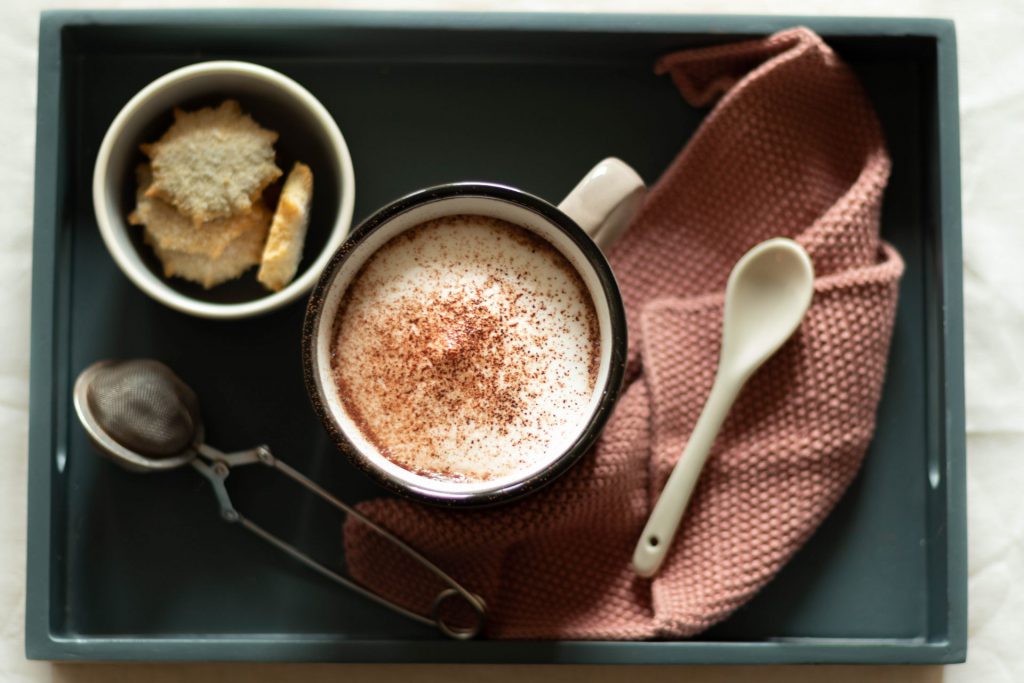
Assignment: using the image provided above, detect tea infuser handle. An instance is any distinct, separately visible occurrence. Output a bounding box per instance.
[557,157,646,252]
[192,444,486,639]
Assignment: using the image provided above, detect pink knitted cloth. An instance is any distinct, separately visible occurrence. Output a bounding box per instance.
[344,27,904,639]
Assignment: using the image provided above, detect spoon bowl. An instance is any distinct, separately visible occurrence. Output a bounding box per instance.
[720,238,815,380]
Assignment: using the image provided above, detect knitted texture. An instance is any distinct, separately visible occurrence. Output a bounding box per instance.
[343,27,904,639]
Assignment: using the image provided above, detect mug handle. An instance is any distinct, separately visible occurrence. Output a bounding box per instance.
[557,157,646,252]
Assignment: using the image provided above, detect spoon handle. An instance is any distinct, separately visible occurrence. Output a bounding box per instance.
[632,376,742,578]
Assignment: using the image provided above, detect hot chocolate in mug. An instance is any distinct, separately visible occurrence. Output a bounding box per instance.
[303,159,645,506]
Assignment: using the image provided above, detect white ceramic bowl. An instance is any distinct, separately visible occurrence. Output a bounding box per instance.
[92,61,355,319]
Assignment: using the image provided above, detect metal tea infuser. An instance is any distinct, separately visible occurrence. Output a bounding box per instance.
[72,358,485,639]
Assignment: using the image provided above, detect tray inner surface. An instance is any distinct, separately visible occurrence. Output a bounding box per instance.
[47,21,948,648]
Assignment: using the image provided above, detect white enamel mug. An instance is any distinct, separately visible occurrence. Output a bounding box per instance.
[304,159,645,506]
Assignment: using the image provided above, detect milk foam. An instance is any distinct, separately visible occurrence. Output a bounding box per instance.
[331,215,600,483]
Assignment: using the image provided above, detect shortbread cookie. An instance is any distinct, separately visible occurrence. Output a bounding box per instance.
[141,100,282,223]
[129,164,268,259]
[257,162,314,291]
[145,203,272,289]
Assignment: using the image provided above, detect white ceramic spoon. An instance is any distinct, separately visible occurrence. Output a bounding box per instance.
[632,237,815,578]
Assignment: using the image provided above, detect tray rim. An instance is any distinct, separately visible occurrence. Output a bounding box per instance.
[26,8,966,665]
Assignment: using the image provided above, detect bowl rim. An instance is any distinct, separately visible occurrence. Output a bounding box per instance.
[91,59,356,319]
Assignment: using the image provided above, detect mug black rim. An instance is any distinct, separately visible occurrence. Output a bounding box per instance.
[302,182,628,508]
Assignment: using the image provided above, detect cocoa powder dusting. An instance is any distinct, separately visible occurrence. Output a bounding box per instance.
[329,215,601,482]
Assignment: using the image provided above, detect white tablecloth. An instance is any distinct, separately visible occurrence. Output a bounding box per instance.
[2,1,1020,681]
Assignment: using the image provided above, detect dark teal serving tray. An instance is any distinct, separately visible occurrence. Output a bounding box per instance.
[26,10,965,664]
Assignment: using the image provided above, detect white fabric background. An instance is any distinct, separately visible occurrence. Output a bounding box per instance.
[1,1,1020,681]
